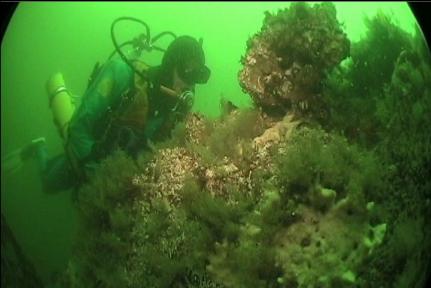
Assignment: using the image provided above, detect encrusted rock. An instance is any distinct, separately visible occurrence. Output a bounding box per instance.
[239,2,350,117]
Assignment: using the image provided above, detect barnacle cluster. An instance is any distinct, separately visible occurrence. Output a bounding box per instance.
[184,113,210,145]
[239,2,350,117]
[132,147,200,205]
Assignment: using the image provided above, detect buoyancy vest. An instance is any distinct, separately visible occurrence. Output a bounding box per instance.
[93,60,151,159]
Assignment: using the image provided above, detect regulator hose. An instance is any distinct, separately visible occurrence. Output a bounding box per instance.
[110,16,177,81]
[111,17,151,80]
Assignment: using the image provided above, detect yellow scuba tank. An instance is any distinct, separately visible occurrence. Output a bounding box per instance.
[46,73,76,141]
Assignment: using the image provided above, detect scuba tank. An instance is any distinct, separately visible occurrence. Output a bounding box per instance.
[45,72,76,141]
[45,73,85,181]
[45,17,175,142]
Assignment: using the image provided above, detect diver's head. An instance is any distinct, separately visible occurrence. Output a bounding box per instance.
[160,35,211,93]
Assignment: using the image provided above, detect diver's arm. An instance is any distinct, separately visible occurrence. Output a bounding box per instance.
[67,59,133,164]
[152,89,194,142]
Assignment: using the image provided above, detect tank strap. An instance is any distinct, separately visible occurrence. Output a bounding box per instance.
[48,86,69,108]
[87,62,102,89]
[64,139,87,183]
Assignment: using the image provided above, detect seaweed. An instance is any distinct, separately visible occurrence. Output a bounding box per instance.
[60,150,143,287]
[125,178,225,288]
[322,11,413,147]
[354,27,431,288]
[275,127,383,209]
[206,109,265,162]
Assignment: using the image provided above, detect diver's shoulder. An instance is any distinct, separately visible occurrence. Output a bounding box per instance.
[108,58,152,76]
[132,60,150,72]
[103,59,135,84]
[108,58,133,72]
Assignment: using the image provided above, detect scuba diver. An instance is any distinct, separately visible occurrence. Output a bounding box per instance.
[2,18,210,194]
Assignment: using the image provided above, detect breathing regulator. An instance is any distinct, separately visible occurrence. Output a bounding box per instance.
[88,16,201,107]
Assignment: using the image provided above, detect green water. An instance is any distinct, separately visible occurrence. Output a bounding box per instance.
[0,1,423,285]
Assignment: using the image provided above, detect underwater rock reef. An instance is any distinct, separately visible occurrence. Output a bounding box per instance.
[62,112,387,288]
[59,2,431,288]
[238,2,350,118]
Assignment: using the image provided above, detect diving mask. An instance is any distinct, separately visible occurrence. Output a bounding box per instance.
[178,65,211,85]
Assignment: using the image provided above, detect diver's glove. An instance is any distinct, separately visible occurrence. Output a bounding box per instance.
[172,90,194,112]
[179,90,194,108]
